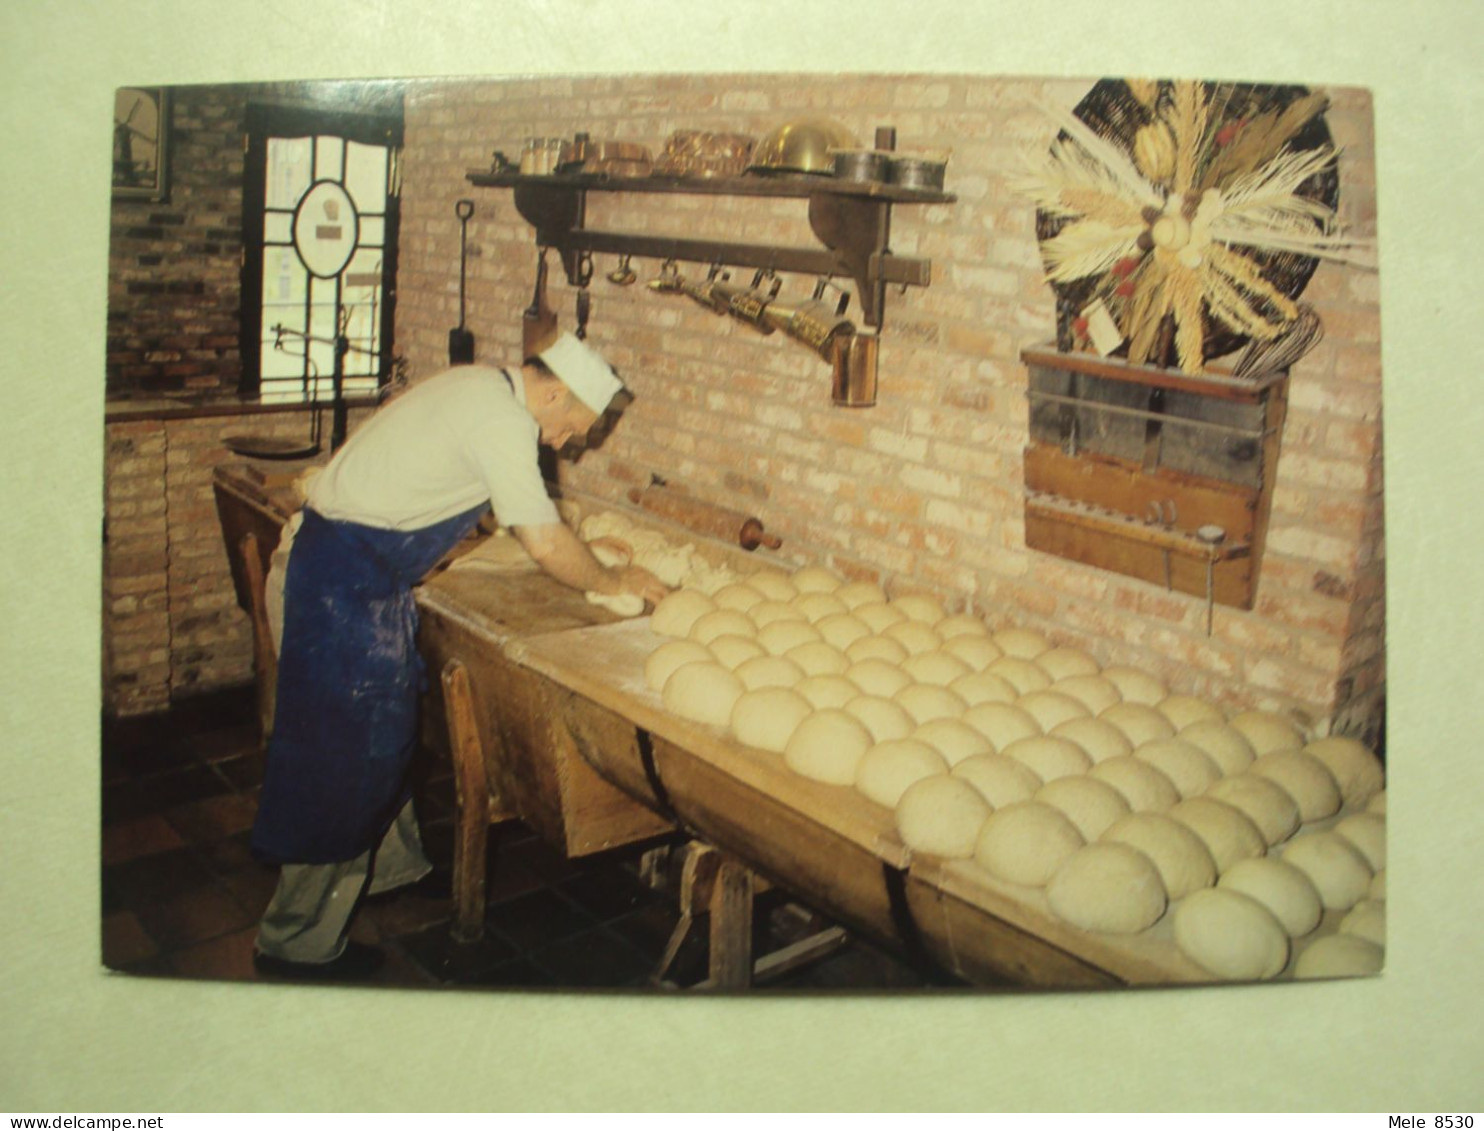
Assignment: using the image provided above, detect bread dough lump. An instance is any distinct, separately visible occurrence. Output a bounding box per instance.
[756,618,821,656]
[790,564,843,594]
[912,718,993,766]
[1228,709,1306,756]
[1173,888,1290,981]
[1132,738,1222,799]
[587,589,647,617]
[749,600,807,630]
[689,609,758,645]
[949,670,1019,708]
[973,800,1084,886]
[894,683,969,726]
[650,589,717,638]
[707,633,765,670]
[902,650,972,688]
[952,753,1043,808]
[1100,702,1177,746]
[1304,736,1385,809]
[991,627,1050,659]
[834,579,886,610]
[853,601,908,634]
[1293,933,1384,979]
[884,620,945,656]
[1099,665,1167,706]
[963,702,1042,750]
[1179,721,1257,777]
[1204,773,1301,847]
[1281,832,1373,911]
[1101,812,1216,900]
[793,592,848,624]
[1338,898,1386,947]
[1051,717,1134,764]
[734,654,805,692]
[785,641,849,678]
[846,634,909,666]
[855,739,950,807]
[662,661,745,728]
[1217,857,1323,937]
[1369,868,1386,901]
[1035,776,1131,840]
[1048,675,1121,716]
[890,593,947,624]
[846,658,913,699]
[815,613,871,651]
[1169,797,1266,874]
[935,613,990,640]
[1156,694,1225,730]
[842,695,916,743]
[729,686,813,753]
[794,674,861,710]
[745,570,798,602]
[1334,813,1386,871]
[711,582,766,612]
[1250,750,1342,823]
[1016,690,1091,733]
[783,709,874,785]
[1002,735,1092,783]
[986,656,1052,694]
[1089,756,1180,812]
[895,775,992,859]
[1366,790,1386,815]
[1034,646,1100,681]
[1046,842,1167,934]
[941,634,1003,671]
[645,640,714,693]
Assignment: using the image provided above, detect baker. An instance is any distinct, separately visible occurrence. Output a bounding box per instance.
[250,332,669,980]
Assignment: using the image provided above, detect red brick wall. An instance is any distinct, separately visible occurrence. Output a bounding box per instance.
[394,73,1383,741]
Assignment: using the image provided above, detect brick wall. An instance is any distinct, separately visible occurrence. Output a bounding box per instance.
[394,73,1383,741]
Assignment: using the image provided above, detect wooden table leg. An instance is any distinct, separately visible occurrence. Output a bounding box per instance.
[442,659,490,943]
[238,532,277,747]
[708,854,755,991]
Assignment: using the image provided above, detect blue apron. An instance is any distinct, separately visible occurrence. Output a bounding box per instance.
[250,502,488,864]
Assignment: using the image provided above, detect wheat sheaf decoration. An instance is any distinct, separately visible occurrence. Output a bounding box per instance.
[1017,79,1374,374]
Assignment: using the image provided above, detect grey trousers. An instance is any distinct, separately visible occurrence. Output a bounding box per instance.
[255,798,432,964]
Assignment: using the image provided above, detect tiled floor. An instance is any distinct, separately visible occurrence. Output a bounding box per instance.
[101,685,943,992]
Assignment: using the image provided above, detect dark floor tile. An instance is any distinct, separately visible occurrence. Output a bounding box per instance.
[167,926,260,981]
[212,754,265,791]
[101,814,188,867]
[162,792,259,845]
[495,832,586,888]
[360,883,456,938]
[197,829,258,873]
[216,863,281,917]
[607,899,683,961]
[529,925,655,989]
[102,910,160,969]
[462,956,561,989]
[397,920,519,984]
[102,764,233,824]
[133,882,257,951]
[763,937,935,992]
[485,887,597,953]
[556,867,663,923]
[103,846,217,911]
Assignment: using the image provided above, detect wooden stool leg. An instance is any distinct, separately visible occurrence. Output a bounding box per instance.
[238,532,277,747]
[441,659,490,944]
[708,855,755,990]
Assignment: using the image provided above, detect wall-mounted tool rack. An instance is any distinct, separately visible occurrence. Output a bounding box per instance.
[1021,344,1290,625]
[466,158,954,330]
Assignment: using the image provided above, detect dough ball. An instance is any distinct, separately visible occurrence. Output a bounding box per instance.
[1369,868,1386,901]
[1229,709,1306,756]
[1250,750,1342,823]
[645,639,713,693]
[1304,736,1385,809]
[992,627,1050,659]
[816,612,871,651]
[711,582,766,612]
[835,580,887,610]
[896,775,993,859]
[986,656,1052,695]
[1338,898,1387,947]
[973,801,1084,886]
[894,683,970,726]
[912,718,993,767]
[1281,832,1373,911]
[1293,934,1384,979]
[661,661,745,728]
[1205,773,1302,847]
[1100,665,1168,706]
[855,739,949,807]
[949,670,1019,708]
[791,564,843,594]
[1016,689,1091,733]
[1157,694,1225,730]
[783,709,874,785]
[1132,738,1222,800]
[1169,797,1266,874]
[846,658,913,699]
[1002,735,1092,782]
[1173,888,1290,981]
[1179,721,1258,777]
[963,702,1042,750]
[1049,675,1122,716]
[941,634,1004,672]
[650,589,717,638]
[794,592,848,624]
[794,674,861,710]
[902,650,973,688]
[1047,843,1167,934]
[935,613,990,640]
[884,620,945,657]
[1333,813,1386,872]
[890,593,947,625]
[953,753,1043,808]
[756,618,821,656]
[1366,790,1386,816]
[842,694,916,743]
[730,687,813,753]
[853,602,908,634]
[707,633,766,670]
[1051,717,1134,764]
[1035,646,1101,682]
[1089,756,1180,813]
[1099,702,1178,747]
[734,654,805,692]
[785,641,849,678]
[749,599,808,630]
[1101,812,1216,899]
[1217,857,1324,937]
[1035,776,1131,840]
[845,634,909,666]
[746,570,798,602]
[690,609,757,645]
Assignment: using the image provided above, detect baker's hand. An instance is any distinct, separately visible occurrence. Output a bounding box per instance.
[616,564,670,608]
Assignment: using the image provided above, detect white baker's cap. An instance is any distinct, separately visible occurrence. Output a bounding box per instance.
[537,332,625,414]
